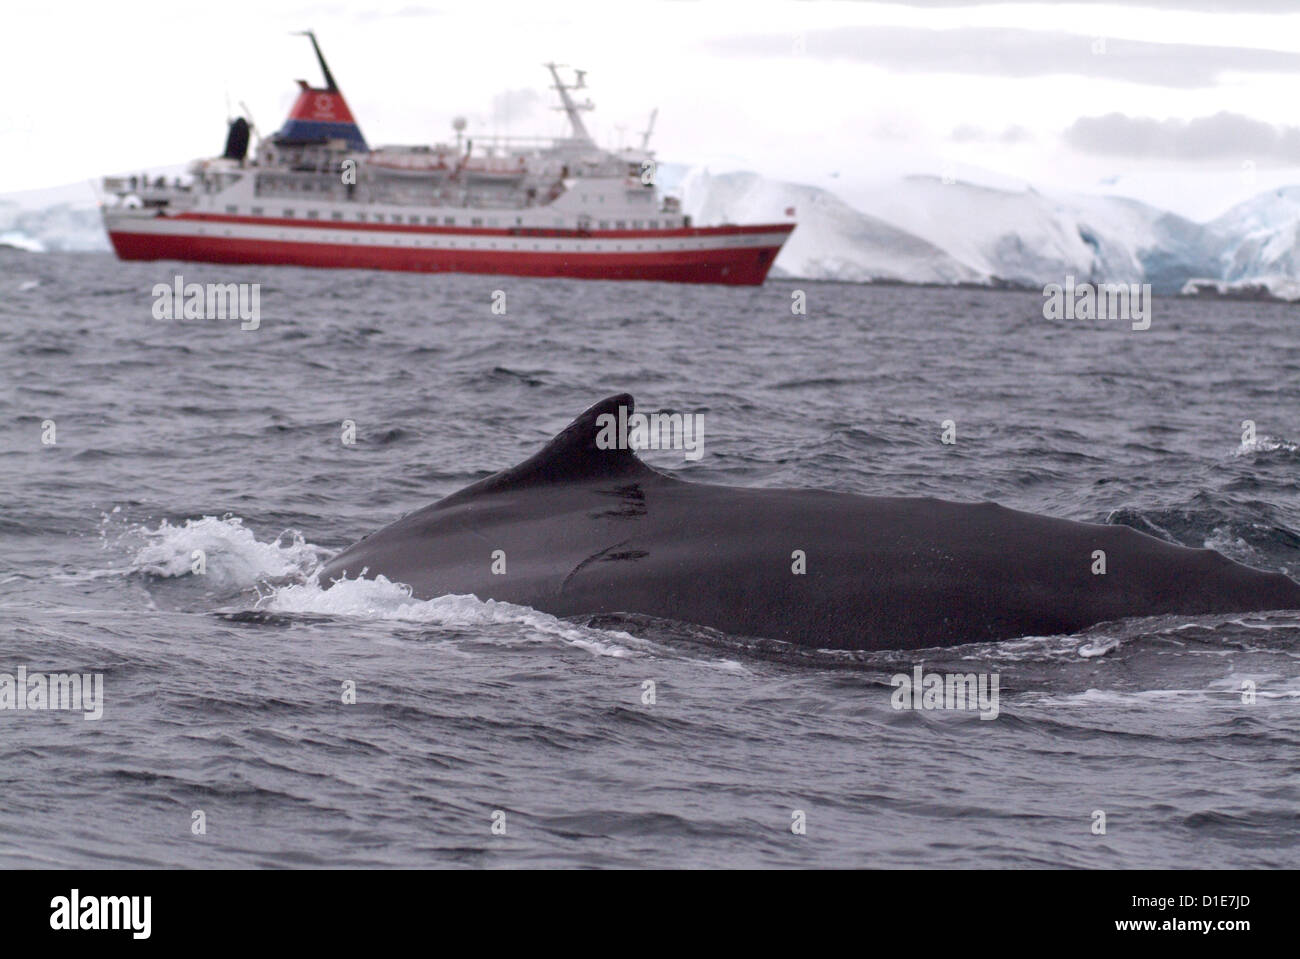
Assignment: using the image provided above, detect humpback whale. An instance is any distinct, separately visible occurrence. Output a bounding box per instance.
[317,395,1300,650]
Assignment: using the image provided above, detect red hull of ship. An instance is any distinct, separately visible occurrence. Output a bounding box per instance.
[107,226,791,286]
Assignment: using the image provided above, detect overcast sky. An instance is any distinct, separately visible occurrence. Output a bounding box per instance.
[4,0,1299,219]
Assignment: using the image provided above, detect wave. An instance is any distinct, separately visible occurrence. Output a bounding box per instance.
[1234,434,1299,457]
[1105,503,1299,571]
[1020,671,1300,709]
[125,514,327,589]
[260,575,640,657]
[99,512,645,656]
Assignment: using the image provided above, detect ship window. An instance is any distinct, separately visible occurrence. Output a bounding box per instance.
[488,218,498,226]
[632,220,642,229]
[303,182,313,191]
[307,210,319,219]
[598,221,609,230]
[649,220,658,229]
[331,211,343,220]
[516,217,523,226]
[251,207,264,215]
[471,218,482,226]
[615,221,626,229]
[410,215,420,224]
[444,217,455,226]
[282,209,295,217]
[426,217,437,225]
[225,205,238,214]
[374,214,384,222]
[357,212,367,221]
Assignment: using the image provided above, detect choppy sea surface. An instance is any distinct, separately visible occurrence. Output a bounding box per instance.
[1,249,1297,868]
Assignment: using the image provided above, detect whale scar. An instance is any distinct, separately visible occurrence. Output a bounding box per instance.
[559,539,649,594]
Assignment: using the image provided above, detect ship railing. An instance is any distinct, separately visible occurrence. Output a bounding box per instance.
[101,175,200,206]
[465,134,557,150]
[244,167,550,211]
[253,169,348,200]
[103,175,195,193]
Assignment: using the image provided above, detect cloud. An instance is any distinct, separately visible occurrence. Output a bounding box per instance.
[951,124,1032,144]
[851,1,1297,10]
[1063,111,1300,161]
[355,4,445,20]
[491,88,543,126]
[710,27,1300,88]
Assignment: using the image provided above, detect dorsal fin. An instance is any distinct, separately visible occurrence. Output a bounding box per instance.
[437,394,661,506]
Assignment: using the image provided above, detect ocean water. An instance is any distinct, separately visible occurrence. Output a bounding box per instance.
[1,249,1297,868]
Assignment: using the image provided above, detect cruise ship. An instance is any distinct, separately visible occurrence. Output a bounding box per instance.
[100,32,794,285]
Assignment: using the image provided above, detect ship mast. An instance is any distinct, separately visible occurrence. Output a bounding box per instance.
[544,63,595,146]
[295,29,339,91]
[639,108,658,151]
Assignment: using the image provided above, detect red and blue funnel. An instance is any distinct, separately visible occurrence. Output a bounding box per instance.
[273,31,368,151]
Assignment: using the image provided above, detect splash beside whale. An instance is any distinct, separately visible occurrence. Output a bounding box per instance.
[316,394,1300,650]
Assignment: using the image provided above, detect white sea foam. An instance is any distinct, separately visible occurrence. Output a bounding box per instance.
[128,515,326,588]
[1202,527,1253,559]
[978,632,1124,661]
[110,514,648,657]
[262,574,640,657]
[1234,434,1298,456]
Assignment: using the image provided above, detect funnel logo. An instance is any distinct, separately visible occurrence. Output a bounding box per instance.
[312,94,337,119]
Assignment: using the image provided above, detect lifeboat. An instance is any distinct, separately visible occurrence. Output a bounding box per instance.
[369,147,456,181]
[457,154,529,186]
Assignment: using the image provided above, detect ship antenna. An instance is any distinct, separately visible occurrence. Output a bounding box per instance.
[239,101,258,141]
[543,62,595,146]
[639,108,658,151]
[294,29,339,91]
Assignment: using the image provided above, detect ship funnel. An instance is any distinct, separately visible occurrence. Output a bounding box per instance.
[272,31,369,151]
[222,116,251,162]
